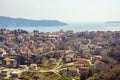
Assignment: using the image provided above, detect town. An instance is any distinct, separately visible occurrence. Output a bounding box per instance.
[0,29,120,80]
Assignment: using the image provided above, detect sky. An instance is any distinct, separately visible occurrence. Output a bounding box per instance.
[0,0,120,22]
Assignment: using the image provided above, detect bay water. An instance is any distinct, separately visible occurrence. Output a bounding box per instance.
[1,22,120,32]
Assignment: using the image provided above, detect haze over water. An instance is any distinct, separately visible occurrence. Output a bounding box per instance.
[1,22,120,32]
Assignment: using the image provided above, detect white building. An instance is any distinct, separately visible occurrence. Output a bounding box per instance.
[0,48,6,57]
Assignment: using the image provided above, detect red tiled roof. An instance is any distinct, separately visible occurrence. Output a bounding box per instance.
[33,74,41,78]
[4,57,10,61]
[68,67,78,71]
[94,36,103,41]
[77,58,86,64]
[94,59,101,64]
[0,48,6,53]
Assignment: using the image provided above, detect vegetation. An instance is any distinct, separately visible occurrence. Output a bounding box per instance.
[81,38,88,45]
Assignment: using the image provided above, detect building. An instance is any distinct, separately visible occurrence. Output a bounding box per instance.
[10,71,22,79]
[77,58,87,67]
[0,69,11,78]
[33,73,41,80]
[2,57,10,67]
[2,57,17,68]
[19,65,28,70]
[29,64,38,70]
[0,48,6,57]
[64,54,76,63]
[67,67,79,76]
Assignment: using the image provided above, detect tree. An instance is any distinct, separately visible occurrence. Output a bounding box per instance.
[80,70,89,80]
[81,38,88,45]
[0,35,5,41]
[109,44,120,62]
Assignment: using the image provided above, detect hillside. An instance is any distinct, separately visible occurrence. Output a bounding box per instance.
[0,16,68,27]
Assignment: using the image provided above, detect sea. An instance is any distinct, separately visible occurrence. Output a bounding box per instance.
[1,22,120,32]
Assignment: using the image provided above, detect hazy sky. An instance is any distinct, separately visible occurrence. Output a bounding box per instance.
[0,0,120,22]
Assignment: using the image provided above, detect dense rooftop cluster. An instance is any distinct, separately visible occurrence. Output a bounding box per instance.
[0,29,120,80]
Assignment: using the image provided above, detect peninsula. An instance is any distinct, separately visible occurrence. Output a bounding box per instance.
[0,16,68,27]
[106,21,120,23]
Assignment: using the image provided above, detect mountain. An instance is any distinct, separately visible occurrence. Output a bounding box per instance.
[106,21,120,23]
[0,16,68,27]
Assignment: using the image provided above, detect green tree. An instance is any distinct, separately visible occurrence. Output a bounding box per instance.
[81,38,88,45]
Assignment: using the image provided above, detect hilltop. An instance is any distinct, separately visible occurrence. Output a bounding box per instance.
[0,16,68,27]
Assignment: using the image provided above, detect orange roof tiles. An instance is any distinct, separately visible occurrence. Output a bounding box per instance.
[33,73,41,78]
[77,58,87,64]
[94,59,101,64]
[68,67,78,71]
[4,57,10,61]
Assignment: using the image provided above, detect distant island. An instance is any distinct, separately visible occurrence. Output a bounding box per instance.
[106,21,120,23]
[0,16,68,27]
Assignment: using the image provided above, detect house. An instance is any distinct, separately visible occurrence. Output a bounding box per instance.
[64,54,76,63]
[65,50,74,54]
[48,34,59,39]
[89,45,96,50]
[33,73,41,80]
[94,55,102,59]
[48,58,56,64]
[56,50,64,57]
[6,34,15,40]
[81,51,89,58]
[2,57,10,67]
[73,41,81,48]
[93,36,103,42]
[64,57,72,63]
[100,49,110,56]
[94,46,103,55]
[2,58,17,68]
[79,67,89,74]
[10,71,22,79]
[94,59,104,69]
[29,64,38,71]
[19,65,28,70]
[77,58,87,67]
[0,48,6,57]
[0,69,11,78]
[66,30,73,34]
[20,48,32,55]
[9,59,17,68]
[67,67,79,76]
[35,48,44,54]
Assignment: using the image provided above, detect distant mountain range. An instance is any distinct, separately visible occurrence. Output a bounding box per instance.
[0,16,68,27]
[106,21,120,23]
